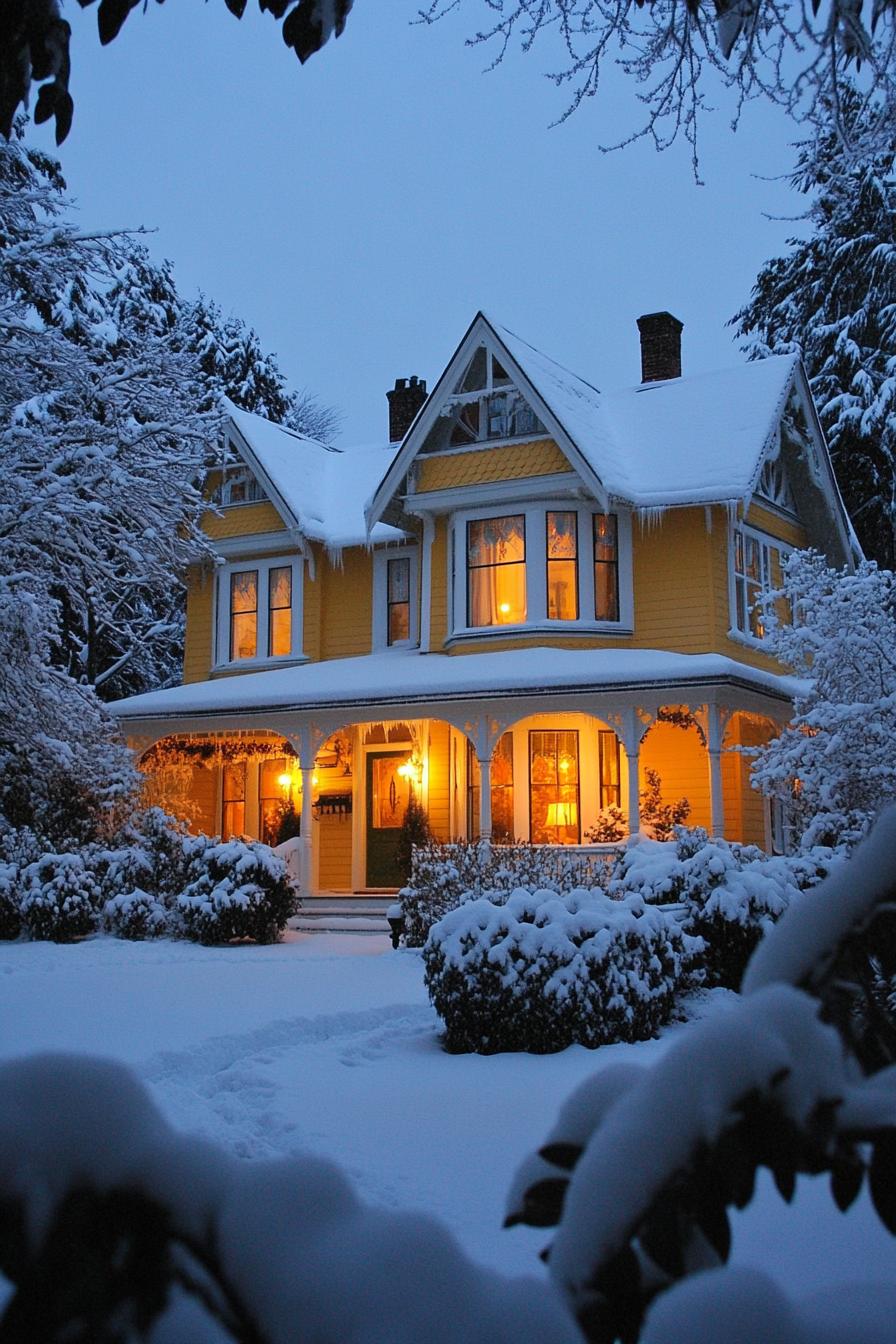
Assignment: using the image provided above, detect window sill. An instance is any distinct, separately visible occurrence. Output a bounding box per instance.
[210,654,310,677]
[726,628,768,651]
[445,622,633,647]
[371,641,420,654]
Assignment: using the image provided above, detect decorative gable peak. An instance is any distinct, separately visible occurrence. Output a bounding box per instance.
[214,462,269,507]
[421,341,546,453]
[756,449,797,515]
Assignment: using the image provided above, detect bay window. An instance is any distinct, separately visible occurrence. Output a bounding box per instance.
[451,503,632,636]
[731,524,787,641]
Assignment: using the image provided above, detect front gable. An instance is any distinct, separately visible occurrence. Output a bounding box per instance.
[366,314,609,530]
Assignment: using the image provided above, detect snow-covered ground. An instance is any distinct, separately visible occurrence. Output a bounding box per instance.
[1,930,893,1293]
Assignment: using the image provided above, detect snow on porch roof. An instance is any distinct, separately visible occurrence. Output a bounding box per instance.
[110,646,801,725]
[493,321,800,508]
[226,401,406,550]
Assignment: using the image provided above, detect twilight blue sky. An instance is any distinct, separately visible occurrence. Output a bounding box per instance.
[29,3,807,445]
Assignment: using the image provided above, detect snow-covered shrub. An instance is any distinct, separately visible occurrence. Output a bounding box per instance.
[0,860,20,940]
[424,888,700,1054]
[19,852,100,942]
[401,839,616,947]
[507,813,896,1344]
[0,1054,579,1344]
[178,839,297,945]
[101,888,170,940]
[122,807,204,903]
[584,806,627,842]
[609,829,838,989]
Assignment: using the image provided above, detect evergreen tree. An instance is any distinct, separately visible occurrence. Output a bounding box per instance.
[733,92,896,565]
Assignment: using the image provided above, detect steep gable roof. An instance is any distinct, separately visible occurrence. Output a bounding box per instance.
[225,401,406,552]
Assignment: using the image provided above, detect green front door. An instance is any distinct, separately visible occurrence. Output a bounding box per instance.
[365,750,412,888]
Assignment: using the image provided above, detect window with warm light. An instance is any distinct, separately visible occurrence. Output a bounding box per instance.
[387,557,410,645]
[222,761,246,840]
[598,730,621,809]
[529,730,580,844]
[230,571,258,660]
[546,511,578,621]
[260,757,299,846]
[467,732,515,841]
[217,556,302,667]
[593,514,619,622]
[467,515,527,627]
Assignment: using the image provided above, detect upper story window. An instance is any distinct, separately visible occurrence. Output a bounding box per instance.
[468,515,527,626]
[730,524,788,641]
[451,502,633,638]
[215,465,268,507]
[216,555,303,668]
[372,546,419,650]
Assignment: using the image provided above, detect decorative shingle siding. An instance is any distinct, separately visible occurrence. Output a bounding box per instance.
[415,439,571,493]
[202,502,287,539]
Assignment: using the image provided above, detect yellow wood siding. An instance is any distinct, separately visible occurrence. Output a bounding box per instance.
[202,502,287,540]
[183,568,215,683]
[745,502,809,550]
[302,551,322,663]
[429,517,449,650]
[317,815,353,891]
[319,548,374,661]
[640,722,711,832]
[416,439,571,493]
[426,720,451,840]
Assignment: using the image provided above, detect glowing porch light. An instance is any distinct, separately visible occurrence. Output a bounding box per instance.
[277,772,293,790]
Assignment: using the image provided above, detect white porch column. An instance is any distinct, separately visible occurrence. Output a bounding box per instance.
[299,764,315,891]
[625,744,641,836]
[478,753,493,843]
[707,703,725,838]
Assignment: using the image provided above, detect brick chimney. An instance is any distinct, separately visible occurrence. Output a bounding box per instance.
[636,312,683,383]
[387,375,427,442]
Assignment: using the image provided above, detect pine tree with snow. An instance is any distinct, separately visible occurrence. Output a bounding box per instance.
[749,551,896,850]
[733,89,896,566]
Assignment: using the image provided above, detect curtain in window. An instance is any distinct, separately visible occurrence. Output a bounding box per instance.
[547,511,578,620]
[467,515,526,627]
[268,567,292,656]
[230,571,258,659]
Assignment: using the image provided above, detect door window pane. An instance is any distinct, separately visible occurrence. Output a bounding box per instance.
[467,515,526,627]
[268,566,292,657]
[230,570,258,660]
[529,730,580,844]
[547,511,579,620]
[371,756,411,829]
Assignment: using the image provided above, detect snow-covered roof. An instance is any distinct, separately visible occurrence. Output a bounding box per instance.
[225,401,406,551]
[110,646,801,724]
[494,320,799,508]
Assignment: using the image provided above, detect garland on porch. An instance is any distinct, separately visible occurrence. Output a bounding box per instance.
[654,706,706,746]
[140,737,297,773]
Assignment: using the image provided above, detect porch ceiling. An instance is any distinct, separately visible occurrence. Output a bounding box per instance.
[110,647,802,741]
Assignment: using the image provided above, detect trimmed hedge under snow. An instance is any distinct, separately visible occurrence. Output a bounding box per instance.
[424,887,701,1054]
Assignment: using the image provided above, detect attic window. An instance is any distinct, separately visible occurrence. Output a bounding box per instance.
[217,466,267,507]
[756,455,796,514]
[444,346,545,446]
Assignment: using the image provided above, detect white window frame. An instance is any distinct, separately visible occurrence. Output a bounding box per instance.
[215,464,268,507]
[372,545,420,651]
[214,555,305,670]
[728,521,788,645]
[449,500,633,639]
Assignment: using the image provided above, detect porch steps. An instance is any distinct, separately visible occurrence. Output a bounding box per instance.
[290,896,396,936]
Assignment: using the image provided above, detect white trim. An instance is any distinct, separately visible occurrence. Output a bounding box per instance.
[372,545,420,651]
[449,500,633,639]
[213,554,305,671]
[213,529,306,560]
[407,472,584,514]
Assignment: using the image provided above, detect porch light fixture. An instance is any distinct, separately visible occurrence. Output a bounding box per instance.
[277,772,293,790]
[397,756,423,785]
[545,801,577,829]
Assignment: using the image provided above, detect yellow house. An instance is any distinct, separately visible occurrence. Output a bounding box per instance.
[110,312,857,895]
